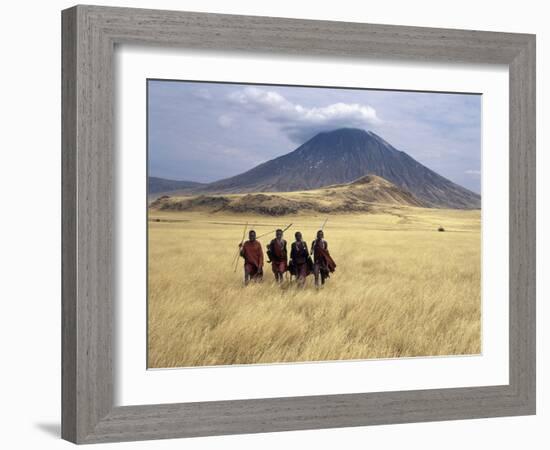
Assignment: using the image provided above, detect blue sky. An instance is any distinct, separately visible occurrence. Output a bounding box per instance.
[148,80,481,193]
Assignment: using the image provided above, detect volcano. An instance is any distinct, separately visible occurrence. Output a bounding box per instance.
[199,128,480,209]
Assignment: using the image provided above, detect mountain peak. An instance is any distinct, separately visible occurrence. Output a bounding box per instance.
[304,128,396,155]
[309,127,372,142]
[318,127,369,136]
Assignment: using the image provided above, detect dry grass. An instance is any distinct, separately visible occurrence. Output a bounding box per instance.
[147,205,481,368]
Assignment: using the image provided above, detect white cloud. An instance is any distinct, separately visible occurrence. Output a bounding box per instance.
[228,87,381,143]
[465,169,481,175]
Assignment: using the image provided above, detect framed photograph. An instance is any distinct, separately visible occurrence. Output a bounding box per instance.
[61,5,536,444]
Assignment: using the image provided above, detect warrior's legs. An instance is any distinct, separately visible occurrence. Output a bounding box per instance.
[313,264,321,287]
[273,262,285,284]
[297,268,306,288]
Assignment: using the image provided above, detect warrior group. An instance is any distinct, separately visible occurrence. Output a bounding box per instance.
[238,228,336,287]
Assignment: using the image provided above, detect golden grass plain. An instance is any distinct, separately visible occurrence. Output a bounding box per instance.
[147,205,481,368]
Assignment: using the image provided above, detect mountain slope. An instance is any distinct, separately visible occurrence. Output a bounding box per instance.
[199,128,480,209]
[150,174,426,216]
[148,177,205,194]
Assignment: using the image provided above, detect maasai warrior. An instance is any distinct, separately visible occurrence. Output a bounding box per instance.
[239,230,264,285]
[267,229,288,283]
[290,231,311,287]
[310,230,336,287]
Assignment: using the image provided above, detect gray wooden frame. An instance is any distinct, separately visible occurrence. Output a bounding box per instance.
[61,4,536,444]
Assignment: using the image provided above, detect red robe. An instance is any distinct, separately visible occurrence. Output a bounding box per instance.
[241,240,264,276]
[311,239,336,273]
[268,238,288,273]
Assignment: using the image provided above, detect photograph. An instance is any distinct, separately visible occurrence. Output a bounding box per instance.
[146,79,482,369]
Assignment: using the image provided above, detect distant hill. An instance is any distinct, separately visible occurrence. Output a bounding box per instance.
[149,174,426,216]
[148,177,205,194]
[198,128,480,209]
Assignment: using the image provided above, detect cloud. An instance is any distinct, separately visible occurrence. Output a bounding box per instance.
[227,87,381,143]
[465,169,481,176]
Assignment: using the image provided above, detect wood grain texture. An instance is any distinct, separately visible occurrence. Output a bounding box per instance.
[61,7,77,443]
[61,4,536,444]
[508,36,536,408]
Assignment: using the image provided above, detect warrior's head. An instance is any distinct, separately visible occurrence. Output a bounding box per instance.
[249,230,256,241]
[317,230,324,240]
[295,231,302,242]
[276,229,283,240]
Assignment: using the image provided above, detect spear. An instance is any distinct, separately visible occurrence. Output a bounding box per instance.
[232,221,248,272]
[255,222,293,239]
[311,217,329,253]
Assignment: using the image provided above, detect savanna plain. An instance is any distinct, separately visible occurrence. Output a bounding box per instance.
[148,205,481,368]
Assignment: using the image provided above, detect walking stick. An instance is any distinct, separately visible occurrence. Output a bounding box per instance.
[233,221,248,272]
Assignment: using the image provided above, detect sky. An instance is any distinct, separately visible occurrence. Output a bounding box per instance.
[148,80,482,193]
